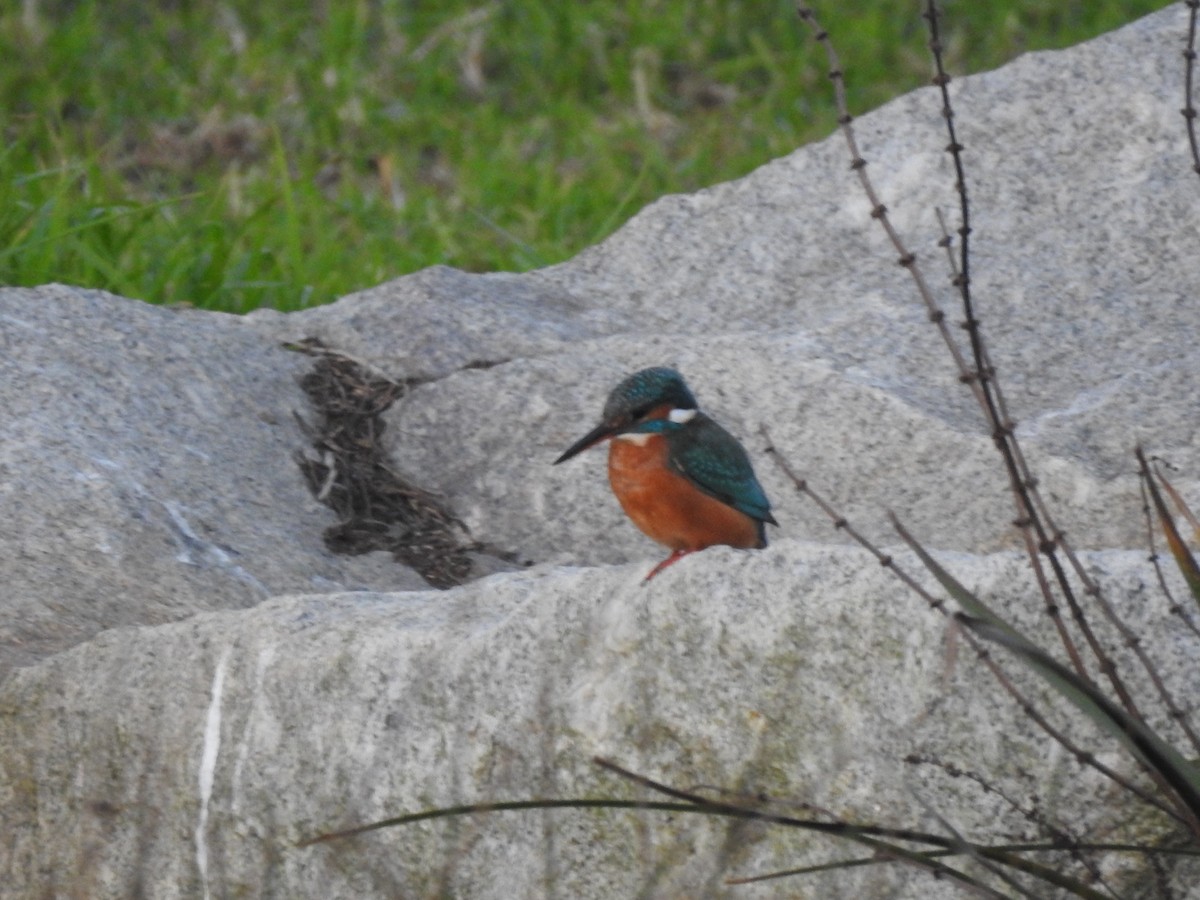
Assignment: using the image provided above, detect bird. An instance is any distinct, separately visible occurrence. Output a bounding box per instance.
[553,366,776,581]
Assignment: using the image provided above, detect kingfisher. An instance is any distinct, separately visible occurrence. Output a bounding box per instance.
[554,367,776,581]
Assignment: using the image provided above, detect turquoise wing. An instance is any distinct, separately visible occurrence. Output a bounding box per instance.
[665,414,776,529]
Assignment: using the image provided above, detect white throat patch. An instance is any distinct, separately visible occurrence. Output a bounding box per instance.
[668,408,697,423]
[614,432,654,446]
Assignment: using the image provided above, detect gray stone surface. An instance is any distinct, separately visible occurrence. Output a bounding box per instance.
[3,546,1193,898]
[247,3,1200,569]
[4,5,1200,898]
[0,285,424,674]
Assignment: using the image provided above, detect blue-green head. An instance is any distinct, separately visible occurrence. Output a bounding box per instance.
[554,367,698,464]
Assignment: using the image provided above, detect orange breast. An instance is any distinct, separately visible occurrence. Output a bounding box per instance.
[607,435,762,552]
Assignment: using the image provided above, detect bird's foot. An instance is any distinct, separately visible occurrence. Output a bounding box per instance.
[643,548,694,583]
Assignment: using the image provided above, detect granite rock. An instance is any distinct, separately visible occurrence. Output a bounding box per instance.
[4,6,1200,898]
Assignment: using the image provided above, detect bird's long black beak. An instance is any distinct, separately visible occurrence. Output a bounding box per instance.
[553,421,619,464]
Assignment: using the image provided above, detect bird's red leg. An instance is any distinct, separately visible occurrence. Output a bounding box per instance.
[643,548,694,583]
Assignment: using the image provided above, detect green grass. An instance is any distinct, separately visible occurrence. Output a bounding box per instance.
[0,0,1174,312]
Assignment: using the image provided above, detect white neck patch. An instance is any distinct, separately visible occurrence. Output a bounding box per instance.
[614,432,654,446]
[668,408,697,424]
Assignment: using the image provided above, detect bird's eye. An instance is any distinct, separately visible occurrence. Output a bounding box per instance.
[631,405,653,421]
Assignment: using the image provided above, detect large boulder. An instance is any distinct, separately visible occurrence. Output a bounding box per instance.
[247,5,1200,566]
[3,546,1189,898]
[4,5,1200,897]
[0,285,431,675]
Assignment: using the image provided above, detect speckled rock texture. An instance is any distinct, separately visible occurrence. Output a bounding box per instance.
[0,285,428,675]
[4,6,1200,897]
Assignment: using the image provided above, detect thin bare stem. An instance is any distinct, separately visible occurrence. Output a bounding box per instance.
[761,425,945,612]
[937,213,1200,762]
[930,0,1200,841]
[1139,468,1200,643]
[922,0,1131,708]
[1184,0,1200,175]
[798,2,1108,694]
[794,5,986,412]
[931,15,1200,812]
[932,210,1087,674]
[729,840,1199,888]
[596,758,1089,898]
[762,426,1188,828]
[796,0,1200,855]
[905,753,1118,896]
